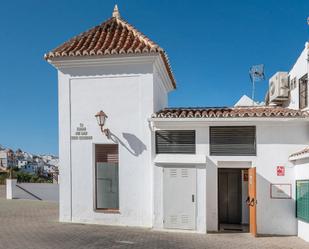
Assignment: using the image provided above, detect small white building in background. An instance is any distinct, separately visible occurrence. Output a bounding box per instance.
[20,163,38,174]
[43,164,56,174]
[17,159,28,168]
[45,6,309,241]
[234,95,264,107]
[0,149,15,169]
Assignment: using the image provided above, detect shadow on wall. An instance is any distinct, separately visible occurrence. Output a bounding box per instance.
[109,132,147,156]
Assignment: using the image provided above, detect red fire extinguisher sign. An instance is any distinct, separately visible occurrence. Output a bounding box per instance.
[277,166,285,176]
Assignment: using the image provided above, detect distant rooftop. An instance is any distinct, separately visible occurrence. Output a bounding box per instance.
[234,95,262,107]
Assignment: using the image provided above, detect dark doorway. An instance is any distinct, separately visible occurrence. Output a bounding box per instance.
[218,168,245,232]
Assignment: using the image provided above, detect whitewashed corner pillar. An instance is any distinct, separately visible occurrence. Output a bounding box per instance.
[6,179,17,199]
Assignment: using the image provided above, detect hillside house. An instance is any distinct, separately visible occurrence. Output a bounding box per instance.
[0,149,15,169]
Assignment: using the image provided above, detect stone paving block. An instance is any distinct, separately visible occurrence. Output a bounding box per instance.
[0,186,308,249]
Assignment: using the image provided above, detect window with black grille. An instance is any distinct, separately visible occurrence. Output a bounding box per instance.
[155,130,195,154]
[210,126,256,156]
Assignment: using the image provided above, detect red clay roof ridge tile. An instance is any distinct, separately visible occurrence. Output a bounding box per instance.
[152,106,309,118]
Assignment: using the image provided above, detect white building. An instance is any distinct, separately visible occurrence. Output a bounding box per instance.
[20,163,38,174]
[43,164,55,174]
[271,42,309,242]
[0,149,15,169]
[45,6,309,241]
[234,95,261,107]
[17,159,28,168]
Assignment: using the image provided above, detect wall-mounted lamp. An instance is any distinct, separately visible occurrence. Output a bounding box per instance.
[95,110,111,139]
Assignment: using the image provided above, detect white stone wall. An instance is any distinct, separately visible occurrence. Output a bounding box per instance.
[55,55,172,227]
[6,180,59,202]
[153,120,309,235]
[53,52,309,235]
[284,43,309,110]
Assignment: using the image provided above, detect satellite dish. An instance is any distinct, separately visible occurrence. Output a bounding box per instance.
[249,64,265,105]
[249,64,265,83]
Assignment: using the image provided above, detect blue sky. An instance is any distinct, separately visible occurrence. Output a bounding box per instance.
[0,0,309,155]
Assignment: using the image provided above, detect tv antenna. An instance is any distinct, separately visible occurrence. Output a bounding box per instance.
[249,64,265,105]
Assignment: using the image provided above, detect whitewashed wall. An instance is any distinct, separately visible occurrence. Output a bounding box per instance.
[153,120,309,235]
[6,180,59,202]
[153,126,208,233]
[255,123,307,235]
[284,43,309,110]
[55,55,172,227]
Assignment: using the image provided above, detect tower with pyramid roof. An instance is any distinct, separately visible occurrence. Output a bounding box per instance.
[46,5,176,225]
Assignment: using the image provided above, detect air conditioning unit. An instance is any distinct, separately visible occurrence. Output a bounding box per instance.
[269,72,289,103]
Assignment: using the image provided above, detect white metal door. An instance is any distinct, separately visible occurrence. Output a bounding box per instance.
[163,167,196,230]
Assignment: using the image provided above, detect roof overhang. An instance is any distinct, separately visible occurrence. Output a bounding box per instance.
[149,117,309,124]
[289,153,309,161]
[47,53,175,91]
[150,117,309,128]
[289,147,309,161]
[47,53,158,69]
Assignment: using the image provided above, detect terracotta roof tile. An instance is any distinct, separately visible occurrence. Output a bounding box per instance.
[152,106,309,119]
[45,6,176,88]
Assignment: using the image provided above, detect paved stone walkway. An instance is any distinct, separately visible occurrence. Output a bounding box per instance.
[0,186,308,249]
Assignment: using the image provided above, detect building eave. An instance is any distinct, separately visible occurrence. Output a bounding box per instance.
[47,53,157,69]
[150,117,309,122]
[47,53,175,91]
[289,146,309,161]
[289,153,309,161]
[149,117,309,128]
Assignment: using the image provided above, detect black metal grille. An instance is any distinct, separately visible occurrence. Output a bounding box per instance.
[210,126,256,156]
[155,130,196,154]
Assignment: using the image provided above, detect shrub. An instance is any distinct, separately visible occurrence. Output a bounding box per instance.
[17,172,32,183]
[0,173,9,185]
[17,172,53,183]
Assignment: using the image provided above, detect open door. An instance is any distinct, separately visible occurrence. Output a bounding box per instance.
[248,167,257,236]
[218,169,242,225]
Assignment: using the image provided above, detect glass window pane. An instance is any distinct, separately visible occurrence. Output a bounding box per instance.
[96,162,119,209]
